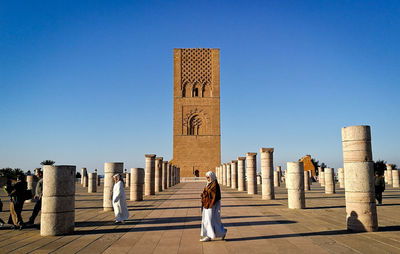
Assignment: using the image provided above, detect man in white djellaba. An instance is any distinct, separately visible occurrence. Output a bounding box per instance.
[112,174,129,224]
[200,171,227,242]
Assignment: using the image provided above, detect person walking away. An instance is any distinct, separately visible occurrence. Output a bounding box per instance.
[375,172,385,205]
[200,171,227,242]
[7,175,28,229]
[112,174,129,224]
[27,170,43,225]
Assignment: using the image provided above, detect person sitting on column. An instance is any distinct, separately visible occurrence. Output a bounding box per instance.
[375,171,385,205]
[112,174,129,224]
[200,171,227,242]
[27,170,43,225]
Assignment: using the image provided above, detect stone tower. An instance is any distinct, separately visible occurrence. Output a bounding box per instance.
[172,48,221,178]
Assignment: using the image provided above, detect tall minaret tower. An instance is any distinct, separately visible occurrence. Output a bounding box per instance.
[171,48,221,177]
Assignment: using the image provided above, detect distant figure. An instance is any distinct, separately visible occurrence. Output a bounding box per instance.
[200,171,227,242]
[28,170,43,225]
[0,198,5,227]
[7,175,27,229]
[112,174,129,224]
[375,172,385,205]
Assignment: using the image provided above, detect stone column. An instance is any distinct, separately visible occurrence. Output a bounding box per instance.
[319,169,325,187]
[338,168,345,188]
[257,175,261,185]
[246,153,257,195]
[125,173,131,188]
[167,163,172,187]
[88,173,97,193]
[177,167,180,184]
[342,125,377,232]
[41,165,76,236]
[304,170,310,191]
[162,161,168,190]
[97,174,101,186]
[324,168,335,194]
[130,168,144,201]
[308,171,313,185]
[145,154,156,195]
[237,157,246,191]
[82,175,88,188]
[386,164,393,185]
[171,165,175,186]
[104,162,123,211]
[226,163,232,187]
[260,148,274,200]
[155,157,163,192]
[81,168,87,185]
[26,175,36,203]
[392,169,399,188]
[384,170,388,183]
[231,160,238,189]
[287,162,305,209]
[276,166,282,184]
[222,164,227,186]
[274,171,279,187]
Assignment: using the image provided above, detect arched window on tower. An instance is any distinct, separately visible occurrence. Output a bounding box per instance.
[202,83,211,97]
[188,115,202,135]
[193,87,199,97]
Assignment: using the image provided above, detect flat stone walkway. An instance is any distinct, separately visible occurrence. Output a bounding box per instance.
[1,181,400,253]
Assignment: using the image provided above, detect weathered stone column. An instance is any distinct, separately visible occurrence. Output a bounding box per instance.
[384,170,388,183]
[231,160,238,189]
[226,163,232,187]
[392,169,399,188]
[155,157,163,192]
[274,171,279,187]
[257,175,261,185]
[319,169,325,187]
[178,167,181,184]
[324,168,335,194]
[304,170,310,191]
[125,173,131,188]
[104,162,123,211]
[386,164,393,185]
[287,162,305,209]
[171,165,175,186]
[130,168,144,201]
[26,175,36,203]
[88,173,97,193]
[41,165,76,236]
[145,154,156,195]
[167,163,172,187]
[238,157,246,191]
[276,166,282,184]
[260,148,275,200]
[97,175,101,186]
[82,175,88,188]
[246,153,257,195]
[81,168,87,185]
[162,161,168,190]
[338,168,345,188]
[342,125,377,232]
[222,164,227,186]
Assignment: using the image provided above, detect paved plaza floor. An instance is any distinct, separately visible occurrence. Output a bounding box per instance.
[1,181,400,253]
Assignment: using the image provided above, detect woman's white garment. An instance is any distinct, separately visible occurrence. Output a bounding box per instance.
[112,181,129,222]
[201,200,226,239]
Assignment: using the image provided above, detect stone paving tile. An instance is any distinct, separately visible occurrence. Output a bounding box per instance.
[1,181,400,253]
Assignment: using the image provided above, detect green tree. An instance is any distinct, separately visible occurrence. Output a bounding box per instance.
[40,160,55,165]
[374,160,387,176]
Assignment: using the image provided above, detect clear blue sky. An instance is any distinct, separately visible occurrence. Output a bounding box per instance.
[1,0,399,174]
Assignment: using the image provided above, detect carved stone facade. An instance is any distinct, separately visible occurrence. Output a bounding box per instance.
[171,48,221,177]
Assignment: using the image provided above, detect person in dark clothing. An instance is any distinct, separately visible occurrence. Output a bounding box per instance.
[7,175,27,229]
[28,171,43,225]
[375,172,385,205]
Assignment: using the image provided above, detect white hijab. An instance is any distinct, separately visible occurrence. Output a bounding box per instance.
[205,171,217,185]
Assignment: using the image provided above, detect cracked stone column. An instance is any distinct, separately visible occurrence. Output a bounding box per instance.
[162,161,168,190]
[386,164,393,185]
[338,168,345,188]
[304,170,310,191]
[130,168,144,201]
[231,160,238,189]
[155,157,163,192]
[88,173,97,193]
[260,148,275,200]
[392,169,399,188]
[226,163,232,187]
[104,162,123,211]
[246,153,257,195]
[238,157,246,191]
[81,168,87,185]
[324,168,335,194]
[145,154,156,195]
[41,165,76,236]
[222,164,227,186]
[342,125,377,232]
[287,162,305,209]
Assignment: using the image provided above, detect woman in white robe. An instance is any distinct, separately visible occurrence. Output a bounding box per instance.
[200,171,227,242]
[112,174,129,223]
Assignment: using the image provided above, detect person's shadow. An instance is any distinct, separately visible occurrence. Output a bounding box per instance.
[347,211,366,232]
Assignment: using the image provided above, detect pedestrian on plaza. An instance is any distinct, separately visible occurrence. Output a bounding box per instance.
[27,170,43,225]
[7,175,28,229]
[112,174,129,224]
[200,171,227,242]
[375,171,385,205]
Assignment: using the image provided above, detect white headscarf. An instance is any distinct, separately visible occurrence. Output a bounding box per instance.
[206,171,217,185]
[113,173,123,182]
